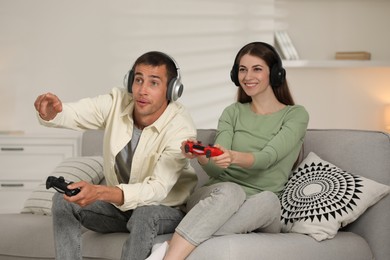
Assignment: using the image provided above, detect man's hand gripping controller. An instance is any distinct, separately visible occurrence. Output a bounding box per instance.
[46,176,80,196]
[184,141,223,158]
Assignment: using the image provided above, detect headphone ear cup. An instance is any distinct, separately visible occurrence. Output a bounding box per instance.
[124,70,134,93]
[270,64,286,88]
[167,78,184,101]
[230,64,240,87]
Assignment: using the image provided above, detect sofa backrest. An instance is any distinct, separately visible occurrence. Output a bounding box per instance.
[303,129,390,185]
[81,128,390,190]
[82,129,104,156]
[190,129,217,189]
[81,129,390,260]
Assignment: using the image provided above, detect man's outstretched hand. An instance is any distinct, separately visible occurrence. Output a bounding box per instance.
[34,92,63,121]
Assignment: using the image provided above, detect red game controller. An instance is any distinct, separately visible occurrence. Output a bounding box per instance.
[184,140,223,158]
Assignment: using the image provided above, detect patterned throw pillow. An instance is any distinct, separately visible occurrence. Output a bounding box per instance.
[21,156,104,215]
[280,152,390,241]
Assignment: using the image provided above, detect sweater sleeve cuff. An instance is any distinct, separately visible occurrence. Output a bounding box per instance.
[201,159,224,178]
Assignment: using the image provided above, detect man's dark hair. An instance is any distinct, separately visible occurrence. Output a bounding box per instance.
[132,51,177,85]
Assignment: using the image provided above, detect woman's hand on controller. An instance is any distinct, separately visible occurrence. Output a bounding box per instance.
[210,145,232,169]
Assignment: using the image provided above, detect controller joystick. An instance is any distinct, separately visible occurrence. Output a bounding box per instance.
[46,176,80,196]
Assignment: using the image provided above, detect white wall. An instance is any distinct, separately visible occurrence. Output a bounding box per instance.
[0,0,275,134]
[288,67,390,131]
[1,0,390,135]
[277,0,390,61]
[277,0,390,132]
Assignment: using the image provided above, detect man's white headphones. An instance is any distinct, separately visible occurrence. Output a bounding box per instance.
[123,51,184,101]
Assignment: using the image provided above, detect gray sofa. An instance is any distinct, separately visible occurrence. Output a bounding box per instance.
[0,129,389,260]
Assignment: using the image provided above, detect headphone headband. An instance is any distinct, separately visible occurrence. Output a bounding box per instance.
[124,51,183,101]
[230,42,286,88]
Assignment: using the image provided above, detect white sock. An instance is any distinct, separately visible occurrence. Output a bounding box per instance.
[146,241,169,260]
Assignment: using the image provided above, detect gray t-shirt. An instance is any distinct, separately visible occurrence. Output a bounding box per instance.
[115,126,142,183]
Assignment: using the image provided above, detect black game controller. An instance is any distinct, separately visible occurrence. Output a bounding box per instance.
[46,176,80,196]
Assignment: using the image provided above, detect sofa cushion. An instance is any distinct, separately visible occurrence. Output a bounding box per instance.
[21,156,104,215]
[187,232,373,260]
[280,152,390,241]
[0,214,55,258]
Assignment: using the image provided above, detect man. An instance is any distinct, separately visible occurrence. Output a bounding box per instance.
[34,51,197,260]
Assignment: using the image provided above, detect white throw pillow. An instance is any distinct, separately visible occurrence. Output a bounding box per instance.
[280,152,390,241]
[21,156,104,215]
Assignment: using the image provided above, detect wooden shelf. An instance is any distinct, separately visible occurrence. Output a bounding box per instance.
[283,60,390,68]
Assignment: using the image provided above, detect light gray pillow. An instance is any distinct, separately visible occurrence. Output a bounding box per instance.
[21,156,104,215]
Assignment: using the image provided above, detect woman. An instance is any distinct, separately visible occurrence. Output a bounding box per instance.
[148,42,309,260]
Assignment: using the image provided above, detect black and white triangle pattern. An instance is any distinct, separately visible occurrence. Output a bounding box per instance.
[280,160,363,225]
